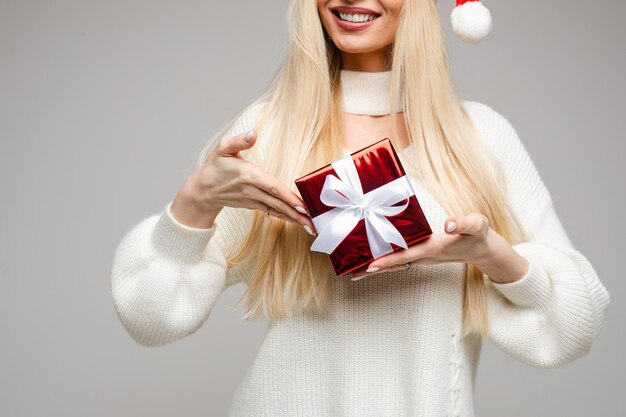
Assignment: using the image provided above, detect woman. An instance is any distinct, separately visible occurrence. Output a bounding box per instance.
[110,1,611,415]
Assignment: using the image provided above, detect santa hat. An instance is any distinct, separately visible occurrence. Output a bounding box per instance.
[450,0,493,43]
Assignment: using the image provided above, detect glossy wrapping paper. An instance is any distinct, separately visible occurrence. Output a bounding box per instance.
[295,138,432,277]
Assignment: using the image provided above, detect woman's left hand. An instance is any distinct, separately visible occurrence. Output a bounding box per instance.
[349,213,529,284]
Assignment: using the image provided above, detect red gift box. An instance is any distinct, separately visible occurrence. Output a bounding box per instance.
[294,138,432,277]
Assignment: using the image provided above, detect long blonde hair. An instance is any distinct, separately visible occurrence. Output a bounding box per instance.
[197,0,527,342]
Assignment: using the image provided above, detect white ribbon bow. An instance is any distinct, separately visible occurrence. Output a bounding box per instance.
[310,154,416,259]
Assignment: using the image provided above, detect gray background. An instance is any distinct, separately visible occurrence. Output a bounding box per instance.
[1,1,624,416]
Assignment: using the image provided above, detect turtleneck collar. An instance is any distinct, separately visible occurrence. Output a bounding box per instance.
[340,69,403,116]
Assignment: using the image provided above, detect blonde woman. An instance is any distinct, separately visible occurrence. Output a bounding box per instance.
[110,1,611,415]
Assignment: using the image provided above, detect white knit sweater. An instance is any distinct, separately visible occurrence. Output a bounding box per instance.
[110,70,611,417]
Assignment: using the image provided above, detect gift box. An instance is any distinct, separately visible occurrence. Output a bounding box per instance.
[294,138,432,277]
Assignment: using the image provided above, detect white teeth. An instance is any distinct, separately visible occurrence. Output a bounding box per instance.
[338,12,377,23]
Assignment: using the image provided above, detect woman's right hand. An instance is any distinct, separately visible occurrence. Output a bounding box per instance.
[170,130,318,236]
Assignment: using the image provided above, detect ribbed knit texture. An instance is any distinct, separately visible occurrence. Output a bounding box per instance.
[110,70,611,417]
[340,69,404,115]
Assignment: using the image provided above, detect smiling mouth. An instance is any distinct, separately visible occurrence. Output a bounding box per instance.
[331,9,381,23]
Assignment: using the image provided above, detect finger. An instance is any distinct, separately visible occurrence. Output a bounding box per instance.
[350,262,415,281]
[243,165,316,231]
[215,130,257,156]
[349,267,388,281]
[445,213,489,236]
[243,185,317,236]
[239,198,300,225]
[366,236,438,270]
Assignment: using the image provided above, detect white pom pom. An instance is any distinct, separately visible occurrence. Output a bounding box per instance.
[451,1,493,43]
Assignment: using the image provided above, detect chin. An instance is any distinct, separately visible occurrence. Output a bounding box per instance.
[334,39,385,55]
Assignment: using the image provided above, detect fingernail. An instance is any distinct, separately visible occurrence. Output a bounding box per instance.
[244,130,254,142]
[294,205,308,215]
[365,266,379,273]
[303,224,316,236]
[446,221,457,233]
[351,274,366,281]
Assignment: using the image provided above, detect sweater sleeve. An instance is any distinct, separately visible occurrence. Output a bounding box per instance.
[109,102,264,347]
[465,101,611,368]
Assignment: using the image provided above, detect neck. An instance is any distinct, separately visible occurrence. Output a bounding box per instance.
[340,69,403,116]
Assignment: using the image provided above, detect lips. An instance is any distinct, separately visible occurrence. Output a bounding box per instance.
[329,5,381,31]
[330,6,381,16]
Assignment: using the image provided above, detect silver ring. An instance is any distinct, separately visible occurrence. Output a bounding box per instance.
[404,262,412,270]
